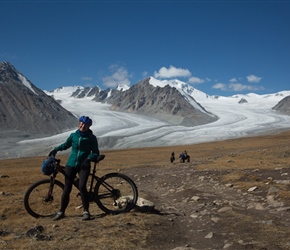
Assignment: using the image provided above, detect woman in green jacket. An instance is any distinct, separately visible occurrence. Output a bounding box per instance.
[49,116,99,221]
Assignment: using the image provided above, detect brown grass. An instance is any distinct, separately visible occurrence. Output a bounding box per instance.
[1,130,290,249]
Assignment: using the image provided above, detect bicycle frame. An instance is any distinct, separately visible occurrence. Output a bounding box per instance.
[53,157,103,194]
[87,161,101,195]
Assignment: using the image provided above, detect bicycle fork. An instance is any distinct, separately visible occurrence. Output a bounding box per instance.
[43,176,56,203]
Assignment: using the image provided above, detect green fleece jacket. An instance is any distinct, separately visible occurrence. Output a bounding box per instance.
[54,129,99,167]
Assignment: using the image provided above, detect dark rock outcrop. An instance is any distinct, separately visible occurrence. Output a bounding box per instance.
[106,78,217,126]
[0,62,77,136]
[272,95,290,114]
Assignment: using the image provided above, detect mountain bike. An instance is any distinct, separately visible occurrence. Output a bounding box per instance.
[24,154,138,218]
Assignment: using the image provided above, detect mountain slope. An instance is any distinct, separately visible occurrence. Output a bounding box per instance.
[272,95,290,114]
[0,62,77,135]
[106,77,217,126]
[66,77,217,126]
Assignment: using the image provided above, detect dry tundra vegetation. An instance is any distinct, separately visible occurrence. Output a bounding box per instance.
[1,130,290,249]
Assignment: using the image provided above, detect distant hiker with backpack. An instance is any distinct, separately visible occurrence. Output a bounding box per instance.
[180,150,190,163]
[48,116,99,221]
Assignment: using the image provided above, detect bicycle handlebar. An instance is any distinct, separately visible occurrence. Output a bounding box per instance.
[53,154,105,166]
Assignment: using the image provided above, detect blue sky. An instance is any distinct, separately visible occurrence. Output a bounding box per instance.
[1,0,290,96]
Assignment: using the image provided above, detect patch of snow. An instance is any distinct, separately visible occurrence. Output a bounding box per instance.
[18,74,38,95]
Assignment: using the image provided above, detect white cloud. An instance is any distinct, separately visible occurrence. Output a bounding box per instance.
[229,83,252,91]
[247,74,262,83]
[102,65,131,88]
[188,76,205,85]
[229,78,238,83]
[81,76,92,81]
[213,82,264,92]
[230,83,264,92]
[154,65,191,79]
[212,83,227,91]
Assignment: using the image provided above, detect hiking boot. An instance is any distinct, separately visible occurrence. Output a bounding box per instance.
[82,211,90,221]
[52,211,64,221]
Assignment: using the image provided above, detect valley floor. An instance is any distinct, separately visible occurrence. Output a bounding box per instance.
[1,130,290,249]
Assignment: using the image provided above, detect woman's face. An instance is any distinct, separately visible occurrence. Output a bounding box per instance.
[79,122,90,132]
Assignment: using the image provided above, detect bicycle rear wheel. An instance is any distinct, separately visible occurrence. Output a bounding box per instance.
[24,179,64,218]
[94,173,138,214]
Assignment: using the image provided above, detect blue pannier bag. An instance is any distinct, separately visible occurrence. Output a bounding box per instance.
[42,157,55,175]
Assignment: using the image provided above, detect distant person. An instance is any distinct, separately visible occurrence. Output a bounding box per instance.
[184,150,190,163]
[48,116,99,221]
[180,152,185,163]
[180,150,190,163]
[170,152,175,163]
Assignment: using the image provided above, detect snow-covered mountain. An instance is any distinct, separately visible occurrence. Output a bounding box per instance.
[47,77,218,127]
[34,77,290,156]
[1,62,290,159]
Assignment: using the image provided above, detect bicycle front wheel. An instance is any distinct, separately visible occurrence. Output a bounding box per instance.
[94,173,138,214]
[24,179,64,218]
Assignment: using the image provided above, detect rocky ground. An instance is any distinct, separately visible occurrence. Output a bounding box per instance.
[1,130,290,249]
[131,164,290,249]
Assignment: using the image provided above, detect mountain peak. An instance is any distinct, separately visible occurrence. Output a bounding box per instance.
[0,62,78,135]
[0,62,38,95]
[116,83,130,91]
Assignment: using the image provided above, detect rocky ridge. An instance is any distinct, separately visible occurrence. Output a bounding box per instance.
[0,62,77,136]
[273,95,290,114]
[69,77,218,127]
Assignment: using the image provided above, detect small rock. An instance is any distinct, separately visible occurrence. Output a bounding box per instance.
[248,186,258,192]
[217,206,232,213]
[211,217,220,223]
[0,230,9,236]
[190,214,198,219]
[277,207,290,212]
[275,180,290,184]
[255,203,265,210]
[223,243,232,249]
[135,197,155,212]
[26,226,51,241]
[205,232,213,238]
[191,196,200,201]
[26,226,44,237]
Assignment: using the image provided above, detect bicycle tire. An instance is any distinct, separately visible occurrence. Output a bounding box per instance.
[24,179,64,218]
[94,173,138,214]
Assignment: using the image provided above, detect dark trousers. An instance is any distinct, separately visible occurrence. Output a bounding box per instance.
[60,165,90,212]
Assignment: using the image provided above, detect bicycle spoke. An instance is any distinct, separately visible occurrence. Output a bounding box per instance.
[94,173,138,214]
[24,179,64,218]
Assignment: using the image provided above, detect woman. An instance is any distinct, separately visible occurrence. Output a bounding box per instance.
[49,116,99,221]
